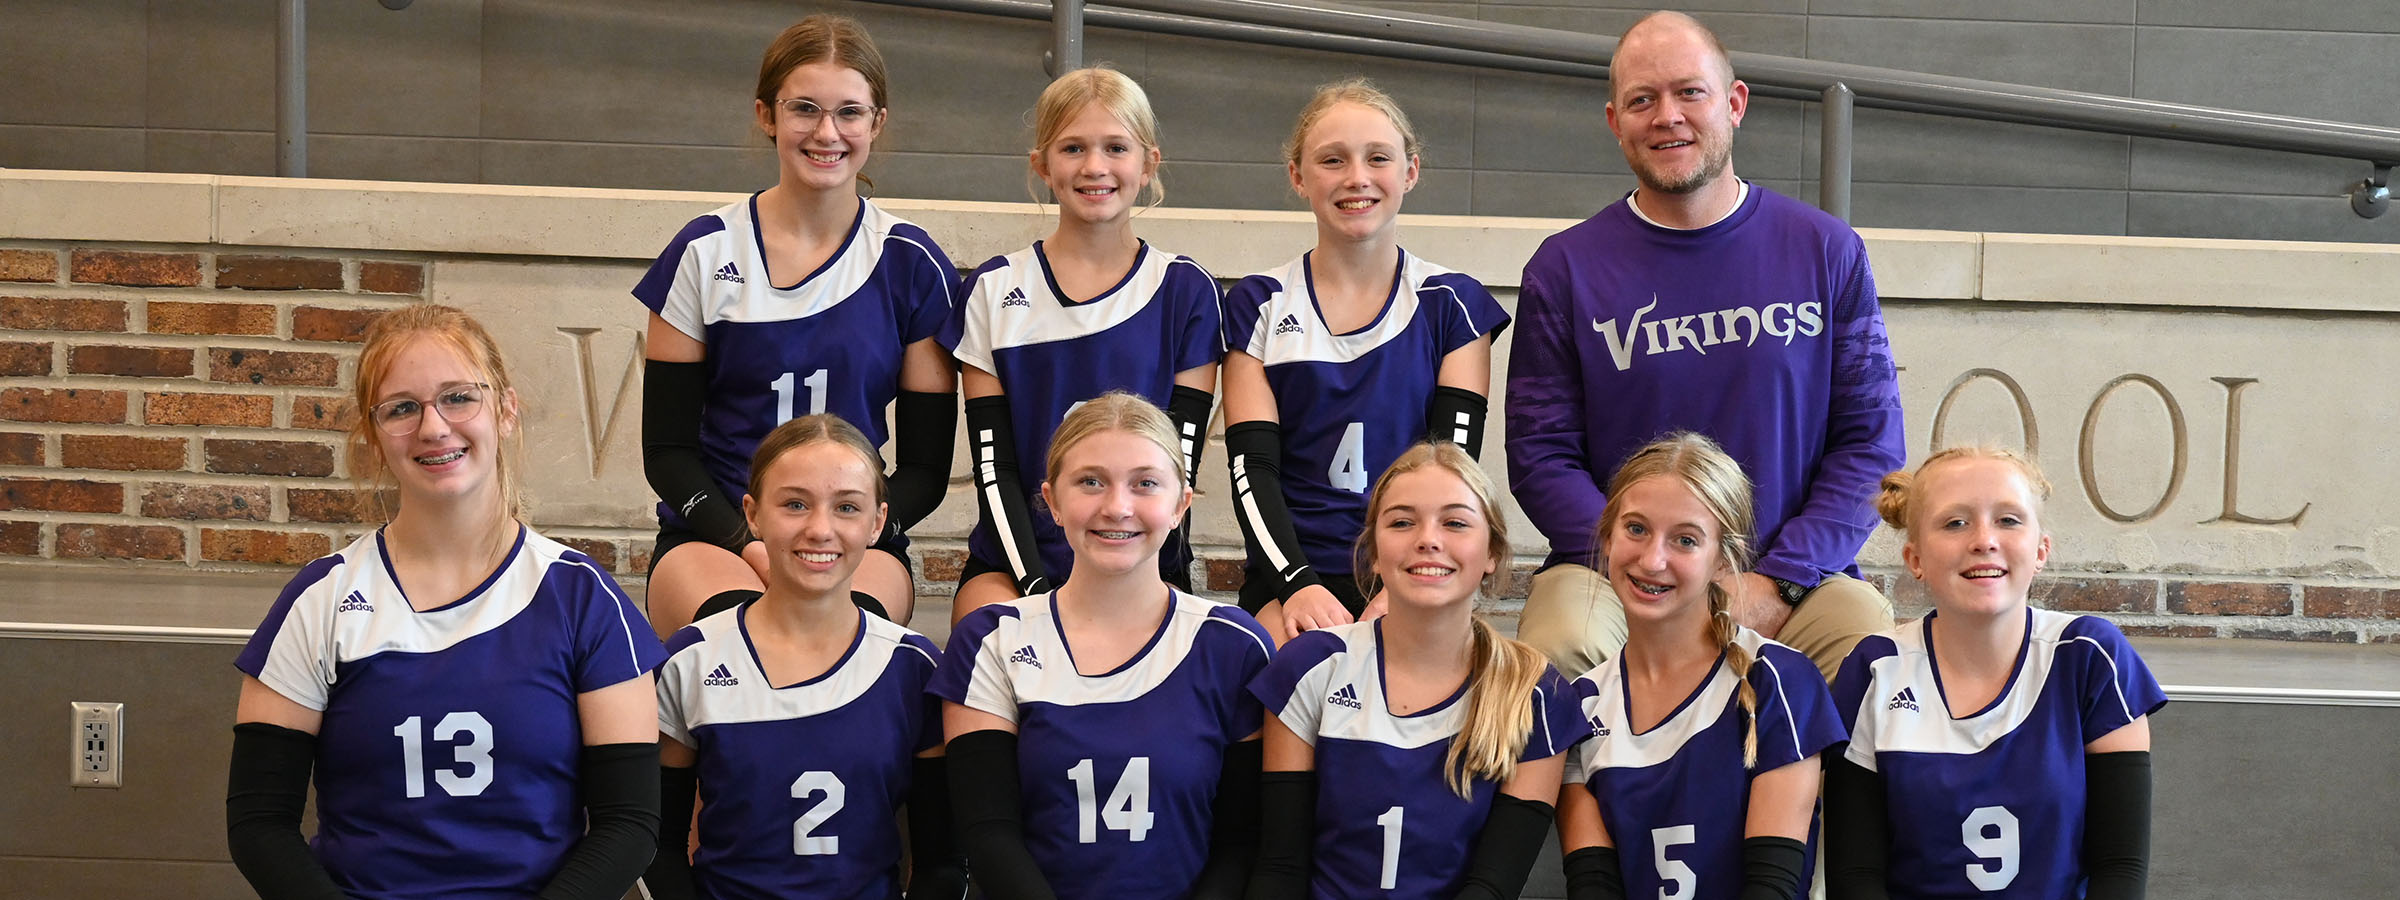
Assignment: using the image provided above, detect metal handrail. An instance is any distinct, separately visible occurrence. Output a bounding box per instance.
[867,0,2398,221]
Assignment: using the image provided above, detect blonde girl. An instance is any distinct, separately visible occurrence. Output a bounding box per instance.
[930,393,1272,900]
[940,67,1223,626]
[1556,432,1844,900]
[1245,441,1588,899]
[1824,447,2161,900]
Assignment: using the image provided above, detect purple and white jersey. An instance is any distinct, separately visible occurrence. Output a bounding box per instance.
[1832,610,2165,900]
[1249,622,1590,900]
[1222,250,1508,578]
[633,195,958,531]
[927,591,1271,900]
[655,603,942,900]
[234,527,665,900]
[939,241,1223,578]
[1565,628,1844,900]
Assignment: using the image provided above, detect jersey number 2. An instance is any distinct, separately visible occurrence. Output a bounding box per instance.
[1963,805,2019,890]
[771,369,829,422]
[792,770,845,855]
[1067,757,1155,842]
[392,712,492,799]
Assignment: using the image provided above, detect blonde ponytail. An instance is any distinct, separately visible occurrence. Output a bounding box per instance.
[1443,618,1550,798]
[1707,584,1760,769]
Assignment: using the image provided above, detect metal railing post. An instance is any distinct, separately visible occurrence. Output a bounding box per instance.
[276,0,306,177]
[1050,0,1085,75]
[1820,82,1853,223]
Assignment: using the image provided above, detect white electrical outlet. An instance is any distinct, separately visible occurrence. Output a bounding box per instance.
[71,702,124,789]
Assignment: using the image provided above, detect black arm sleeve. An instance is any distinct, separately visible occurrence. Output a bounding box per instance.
[1737,836,1808,900]
[225,722,347,900]
[536,743,663,900]
[1167,385,1215,482]
[1192,740,1263,900]
[1563,846,1628,900]
[1425,386,1491,459]
[2082,750,2153,900]
[964,396,1051,596]
[1225,421,1324,603]
[947,730,1057,900]
[1822,745,1893,900]
[907,755,969,900]
[643,359,749,550]
[1451,795,1557,900]
[888,390,957,538]
[1243,771,1317,900]
[640,764,699,900]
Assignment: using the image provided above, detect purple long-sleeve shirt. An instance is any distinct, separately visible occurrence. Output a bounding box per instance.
[1504,185,1904,583]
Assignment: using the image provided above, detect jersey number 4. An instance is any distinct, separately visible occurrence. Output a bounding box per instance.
[392,712,493,799]
[1329,422,1369,493]
[770,369,830,422]
[1067,757,1155,842]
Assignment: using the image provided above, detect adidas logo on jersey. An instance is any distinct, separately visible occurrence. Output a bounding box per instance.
[1273,313,1305,336]
[1009,645,1042,668]
[1589,715,1610,737]
[1001,287,1030,308]
[1327,683,1362,709]
[712,262,744,284]
[703,664,740,687]
[336,590,373,613]
[1887,686,1920,712]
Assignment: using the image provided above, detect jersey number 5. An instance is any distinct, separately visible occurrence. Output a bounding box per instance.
[770,369,830,422]
[392,712,493,799]
[1067,757,1155,842]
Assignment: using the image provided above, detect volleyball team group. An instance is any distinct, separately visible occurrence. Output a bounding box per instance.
[221,9,2164,900]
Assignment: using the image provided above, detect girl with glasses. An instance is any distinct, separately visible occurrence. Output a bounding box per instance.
[939,66,1224,626]
[636,14,960,640]
[228,305,666,900]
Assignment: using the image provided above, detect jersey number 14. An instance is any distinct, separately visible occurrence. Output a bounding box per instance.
[1067,757,1155,842]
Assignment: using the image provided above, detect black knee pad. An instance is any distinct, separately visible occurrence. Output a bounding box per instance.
[850,591,891,621]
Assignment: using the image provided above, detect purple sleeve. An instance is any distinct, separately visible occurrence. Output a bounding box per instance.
[902,632,948,753]
[927,604,1013,706]
[1746,643,1846,774]
[1522,665,1596,762]
[1425,271,1511,354]
[1207,607,1276,739]
[233,555,342,680]
[631,215,729,341]
[1169,258,1226,373]
[555,555,668,692]
[1753,245,1905,586]
[1829,635,1893,735]
[1503,256,1610,564]
[889,226,961,345]
[2064,617,2168,742]
[1221,275,1277,359]
[1247,629,1342,718]
[938,255,1011,369]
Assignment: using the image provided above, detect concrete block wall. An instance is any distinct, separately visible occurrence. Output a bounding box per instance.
[2,0,2396,244]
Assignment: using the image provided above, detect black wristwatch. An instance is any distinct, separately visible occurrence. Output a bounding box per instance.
[1769,576,1810,606]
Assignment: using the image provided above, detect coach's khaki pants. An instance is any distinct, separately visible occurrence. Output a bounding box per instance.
[1513,564,1893,683]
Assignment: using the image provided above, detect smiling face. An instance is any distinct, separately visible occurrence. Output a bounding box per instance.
[367,336,515,512]
[1902,456,2051,619]
[1032,101,1159,226]
[1042,428,1191,578]
[1603,474,1730,628]
[744,439,887,599]
[1605,18,1747,196]
[757,60,882,194]
[1290,100,1418,244]
[1370,466,1499,612]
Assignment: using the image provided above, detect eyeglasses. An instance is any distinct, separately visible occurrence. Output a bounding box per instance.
[773,99,880,136]
[369,383,489,436]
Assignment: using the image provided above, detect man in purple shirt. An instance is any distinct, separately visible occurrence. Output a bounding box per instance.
[1504,10,1904,682]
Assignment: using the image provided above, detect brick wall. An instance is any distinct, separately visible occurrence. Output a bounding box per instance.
[0,244,657,579]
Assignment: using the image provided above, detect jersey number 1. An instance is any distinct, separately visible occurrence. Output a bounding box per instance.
[1067,757,1155,842]
[771,369,829,422]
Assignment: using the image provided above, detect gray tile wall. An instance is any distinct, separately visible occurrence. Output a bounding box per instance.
[4,0,2395,243]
